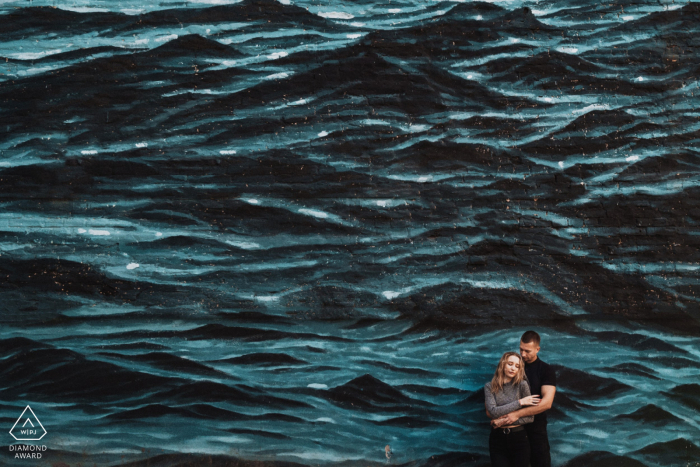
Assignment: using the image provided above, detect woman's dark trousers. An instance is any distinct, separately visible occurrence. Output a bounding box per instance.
[489,428,530,467]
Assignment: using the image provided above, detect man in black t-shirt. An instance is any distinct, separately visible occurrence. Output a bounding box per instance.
[490,331,557,467]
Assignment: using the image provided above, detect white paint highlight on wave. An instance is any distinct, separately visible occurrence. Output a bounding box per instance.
[155,34,179,43]
[135,142,148,148]
[190,0,240,5]
[580,428,609,439]
[60,6,109,12]
[298,208,329,219]
[264,72,290,80]
[126,263,139,270]
[13,50,63,60]
[268,51,288,60]
[318,11,354,19]
[626,155,640,162]
[254,295,280,302]
[220,150,237,155]
[307,383,328,389]
[88,229,110,236]
[226,240,261,250]
[280,451,362,462]
[81,150,98,155]
[573,104,609,114]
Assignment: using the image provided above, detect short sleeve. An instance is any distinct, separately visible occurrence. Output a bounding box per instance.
[541,364,556,387]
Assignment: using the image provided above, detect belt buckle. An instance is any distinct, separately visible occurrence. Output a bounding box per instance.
[502,428,511,435]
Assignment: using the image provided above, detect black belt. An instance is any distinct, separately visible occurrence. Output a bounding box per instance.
[495,426,525,434]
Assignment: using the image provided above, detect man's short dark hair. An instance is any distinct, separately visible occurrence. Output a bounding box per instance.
[521,330,541,346]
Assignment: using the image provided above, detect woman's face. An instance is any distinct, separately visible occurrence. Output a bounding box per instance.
[504,355,521,379]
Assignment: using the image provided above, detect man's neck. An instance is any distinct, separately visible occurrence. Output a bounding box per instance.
[526,356,539,365]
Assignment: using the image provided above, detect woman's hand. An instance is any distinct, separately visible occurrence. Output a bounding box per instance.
[519,395,541,406]
[491,416,508,428]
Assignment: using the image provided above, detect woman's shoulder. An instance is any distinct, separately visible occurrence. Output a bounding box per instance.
[518,379,531,394]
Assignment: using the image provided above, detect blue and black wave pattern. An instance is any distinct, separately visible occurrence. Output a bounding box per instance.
[1,1,699,466]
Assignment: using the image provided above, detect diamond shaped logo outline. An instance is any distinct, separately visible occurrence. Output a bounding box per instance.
[9,406,47,441]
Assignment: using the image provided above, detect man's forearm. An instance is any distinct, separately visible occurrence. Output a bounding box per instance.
[511,402,549,418]
[493,386,556,423]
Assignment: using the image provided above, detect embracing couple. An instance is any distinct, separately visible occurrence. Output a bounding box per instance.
[484,331,557,467]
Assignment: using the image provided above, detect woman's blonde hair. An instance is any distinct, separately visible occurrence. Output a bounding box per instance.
[490,351,525,394]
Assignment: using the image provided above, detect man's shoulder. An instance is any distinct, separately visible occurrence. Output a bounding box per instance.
[528,358,554,375]
[526,358,544,371]
[537,359,557,386]
[537,358,551,369]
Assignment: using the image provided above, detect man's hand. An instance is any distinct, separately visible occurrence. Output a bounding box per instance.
[496,412,520,426]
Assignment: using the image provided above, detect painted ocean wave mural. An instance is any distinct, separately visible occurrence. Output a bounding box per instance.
[1,0,699,465]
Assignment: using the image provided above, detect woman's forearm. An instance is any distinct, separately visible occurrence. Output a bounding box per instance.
[485,399,521,418]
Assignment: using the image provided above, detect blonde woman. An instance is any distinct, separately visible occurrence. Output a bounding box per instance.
[484,352,540,467]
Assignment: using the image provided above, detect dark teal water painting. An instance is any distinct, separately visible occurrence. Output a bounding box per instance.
[1,0,700,466]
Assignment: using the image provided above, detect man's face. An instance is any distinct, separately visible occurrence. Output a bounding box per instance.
[520,340,540,363]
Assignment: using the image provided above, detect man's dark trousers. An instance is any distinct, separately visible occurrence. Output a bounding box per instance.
[525,425,551,467]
